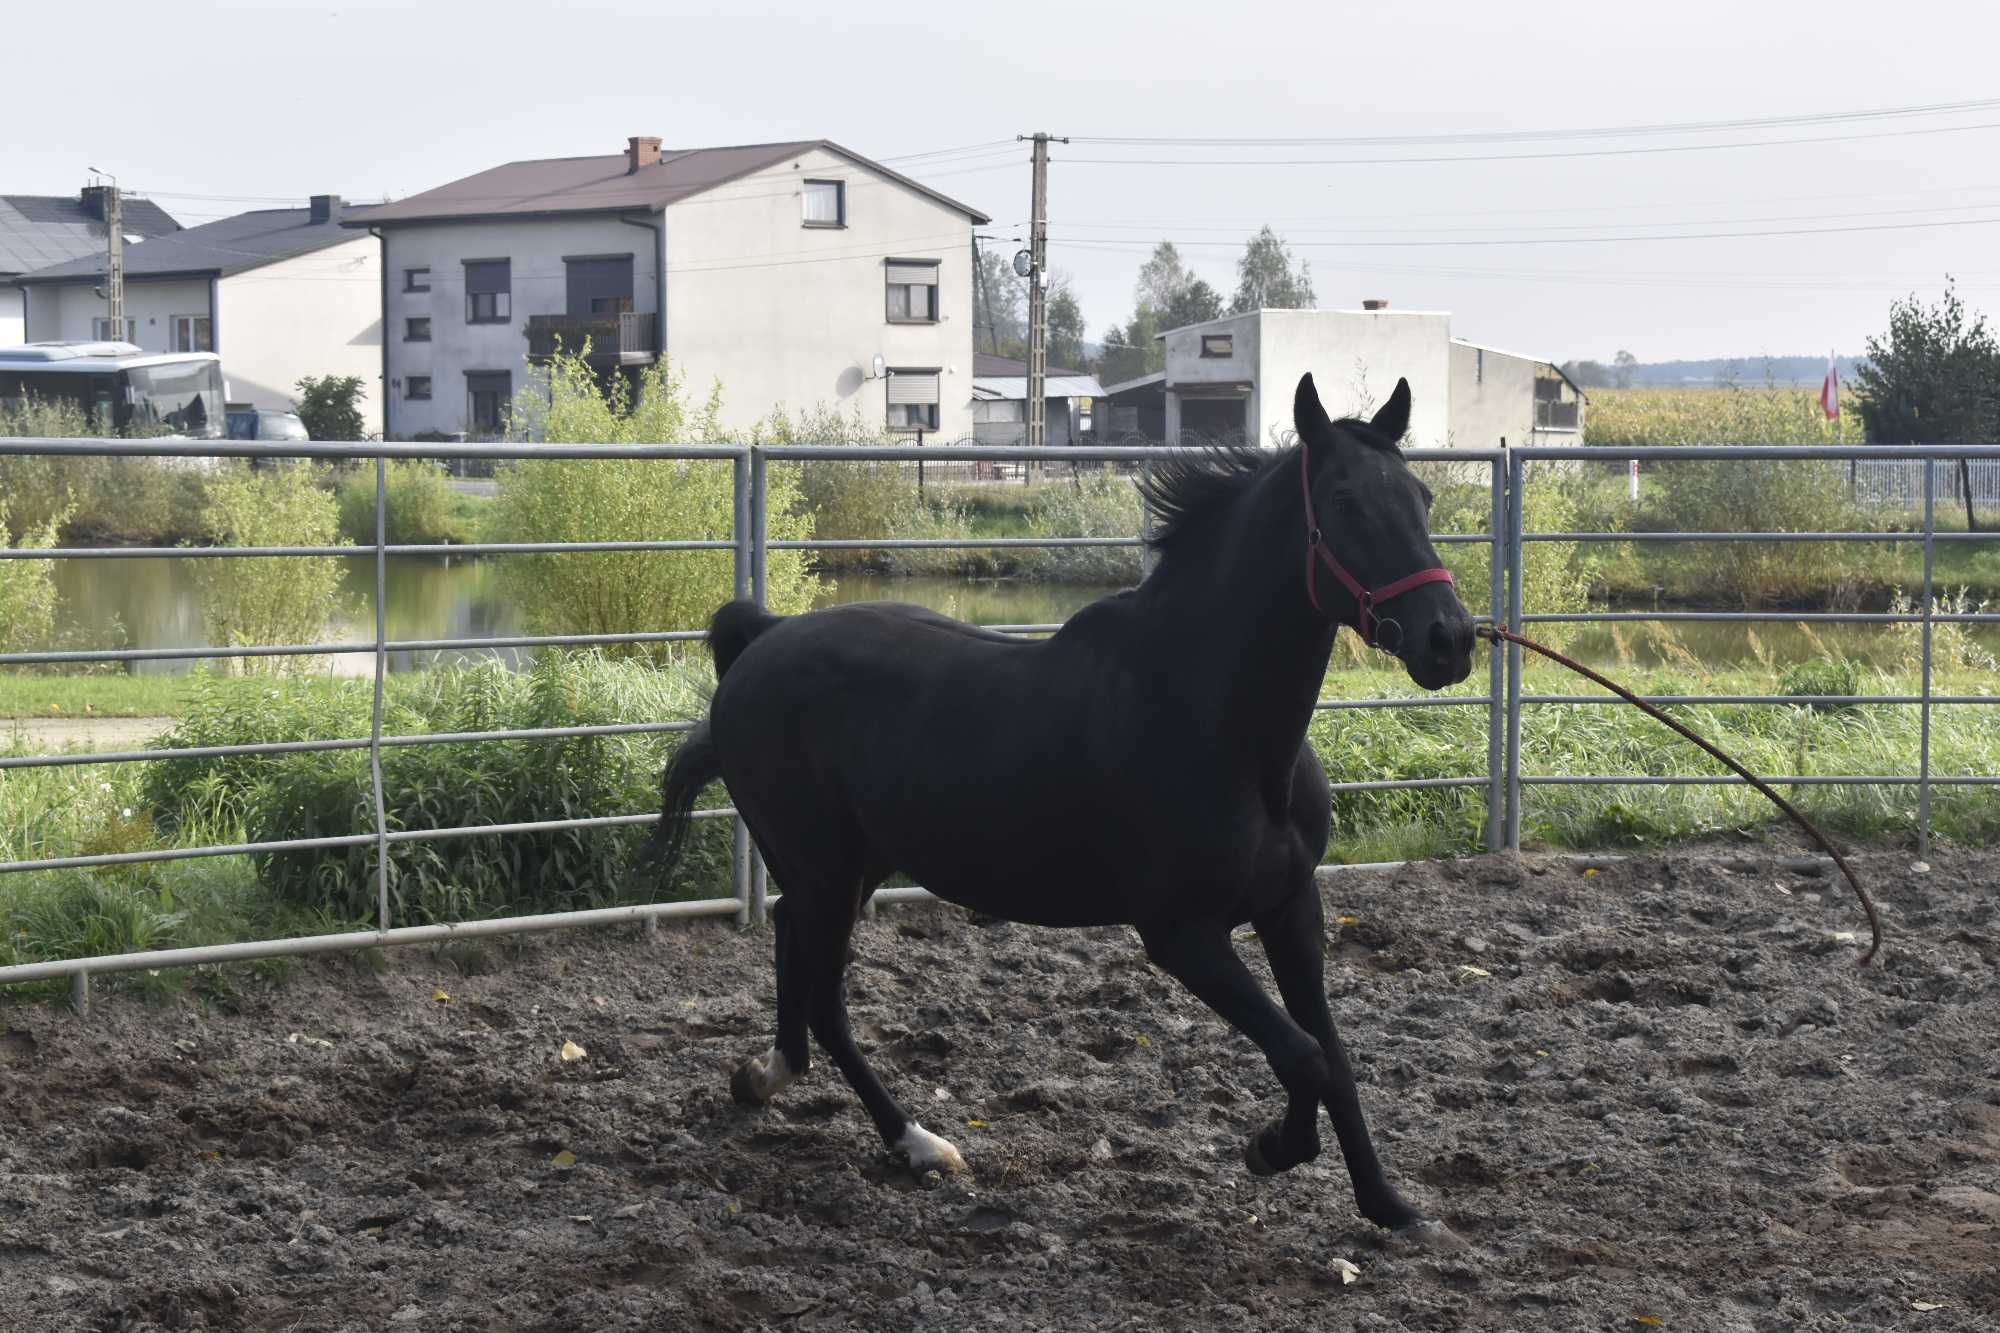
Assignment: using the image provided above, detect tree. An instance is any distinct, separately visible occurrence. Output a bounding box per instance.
[974,245,1026,358]
[1134,241,1195,316]
[1561,359,1614,389]
[1159,277,1223,332]
[1612,350,1638,390]
[1096,307,1160,385]
[1046,273,1086,370]
[1854,279,2000,530]
[1229,227,1315,313]
[293,374,368,441]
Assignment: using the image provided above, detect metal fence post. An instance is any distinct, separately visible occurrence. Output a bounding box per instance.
[1486,457,1506,851]
[749,448,770,925]
[371,452,391,932]
[1504,451,1526,850]
[732,451,752,928]
[1919,458,1935,860]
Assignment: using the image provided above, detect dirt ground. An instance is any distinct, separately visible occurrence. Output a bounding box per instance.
[2,849,1997,1332]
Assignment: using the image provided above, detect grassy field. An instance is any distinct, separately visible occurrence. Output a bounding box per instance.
[0,673,196,719]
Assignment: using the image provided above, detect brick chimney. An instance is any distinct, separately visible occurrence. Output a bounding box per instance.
[626,136,663,174]
[309,194,342,225]
[1361,298,1389,311]
[80,184,112,221]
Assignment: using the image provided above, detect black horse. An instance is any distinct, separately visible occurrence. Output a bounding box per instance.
[644,373,1476,1242]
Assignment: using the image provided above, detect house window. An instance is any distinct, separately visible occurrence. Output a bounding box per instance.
[886,368,940,432]
[405,317,431,342]
[885,260,940,323]
[466,370,511,435]
[1199,334,1233,358]
[172,315,213,353]
[404,267,431,293]
[405,376,433,400]
[464,259,511,323]
[802,179,845,228]
[92,317,136,342]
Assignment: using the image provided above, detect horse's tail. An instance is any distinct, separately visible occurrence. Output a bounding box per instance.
[634,600,779,887]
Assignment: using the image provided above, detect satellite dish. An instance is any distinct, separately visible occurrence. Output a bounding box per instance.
[1012,249,1032,278]
[871,353,886,380]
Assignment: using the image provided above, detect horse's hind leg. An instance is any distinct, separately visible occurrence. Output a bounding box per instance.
[795,884,965,1174]
[731,896,810,1104]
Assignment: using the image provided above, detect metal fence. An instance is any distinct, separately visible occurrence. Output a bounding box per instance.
[1852,457,2000,518]
[2,438,1997,997]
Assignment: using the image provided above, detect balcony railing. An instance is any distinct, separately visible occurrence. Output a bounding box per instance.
[525,311,657,365]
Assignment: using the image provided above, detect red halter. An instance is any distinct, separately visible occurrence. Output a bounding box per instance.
[1300,444,1456,650]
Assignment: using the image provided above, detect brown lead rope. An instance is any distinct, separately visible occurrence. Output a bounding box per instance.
[1476,623,1883,967]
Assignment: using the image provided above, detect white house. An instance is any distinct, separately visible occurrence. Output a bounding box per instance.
[1,186,180,345]
[15,196,381,432]
[347,137,990,440]
[970,353,1105,446]
[1157,304,1584,449]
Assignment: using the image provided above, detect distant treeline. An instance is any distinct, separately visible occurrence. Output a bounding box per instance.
[1563,354,1864,390]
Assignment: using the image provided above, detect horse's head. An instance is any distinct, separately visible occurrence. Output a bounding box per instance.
[1294,373,1474,691]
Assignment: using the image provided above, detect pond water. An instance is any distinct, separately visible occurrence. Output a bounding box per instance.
[48,556,1994,677]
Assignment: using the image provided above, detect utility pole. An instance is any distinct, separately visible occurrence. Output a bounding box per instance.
[972,234,999,355]
[90,168,124,341]
[1018,132,1066,451]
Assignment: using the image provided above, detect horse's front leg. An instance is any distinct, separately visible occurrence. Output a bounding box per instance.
[1252,880,1459,1246]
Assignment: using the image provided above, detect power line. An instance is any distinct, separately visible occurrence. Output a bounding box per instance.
[1061,117,2000,168]
[1052,200,2000,241]
[1052,213,2000,251]
[1068,95,2000,148]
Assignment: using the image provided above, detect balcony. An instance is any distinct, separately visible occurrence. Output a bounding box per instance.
[525,312,657,366]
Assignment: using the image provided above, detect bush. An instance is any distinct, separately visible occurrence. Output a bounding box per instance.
[1636,456,1870,607]
[0,499,65,655]
[294,374,368,442]
[758,404,970,575]
[191,463,348,674]
[1419,461,1596,652]
[139,655,732,923]
[1013,471,1145,584]
[494,354,816,659]
[336,459,469,545]
[1779,657,1862,711]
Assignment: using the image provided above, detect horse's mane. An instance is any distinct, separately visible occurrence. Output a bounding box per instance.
[1138,420,1396,549]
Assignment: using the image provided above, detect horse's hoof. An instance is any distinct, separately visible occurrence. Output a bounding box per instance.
[729,1060,769,1105]
[897,1121,968,1175]
[1390,1218,1468,1252]
[1245,1131,1279,1177]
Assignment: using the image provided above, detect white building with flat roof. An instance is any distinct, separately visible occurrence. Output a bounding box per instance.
[1158,305,1584,449]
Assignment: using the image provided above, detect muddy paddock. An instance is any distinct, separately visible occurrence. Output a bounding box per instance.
[2,850,1996,1332]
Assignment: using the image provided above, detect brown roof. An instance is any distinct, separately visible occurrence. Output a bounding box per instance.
[347,140,990,227]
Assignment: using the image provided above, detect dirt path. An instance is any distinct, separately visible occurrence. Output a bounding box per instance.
[3,716,174,752]
[1,850,1995,1331]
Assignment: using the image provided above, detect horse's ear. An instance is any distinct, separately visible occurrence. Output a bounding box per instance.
[1369,378,1412,443]
[1294,373,1333,444]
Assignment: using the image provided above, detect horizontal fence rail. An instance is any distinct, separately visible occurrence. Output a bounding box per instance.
[2,437,1996,992]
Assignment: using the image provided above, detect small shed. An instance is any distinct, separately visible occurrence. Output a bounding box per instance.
[1095,371,1167,444]
[970,352,1104,446]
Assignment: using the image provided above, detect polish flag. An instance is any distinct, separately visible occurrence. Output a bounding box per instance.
[1820,354,1840,422]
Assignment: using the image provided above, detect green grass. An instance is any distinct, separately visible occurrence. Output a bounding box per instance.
[5,642,1996,985]
[0,673,197,719]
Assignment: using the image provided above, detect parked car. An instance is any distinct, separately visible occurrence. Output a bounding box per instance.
[226,406,311,441]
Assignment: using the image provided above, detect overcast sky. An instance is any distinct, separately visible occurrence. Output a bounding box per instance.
[8,0,1998,364]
